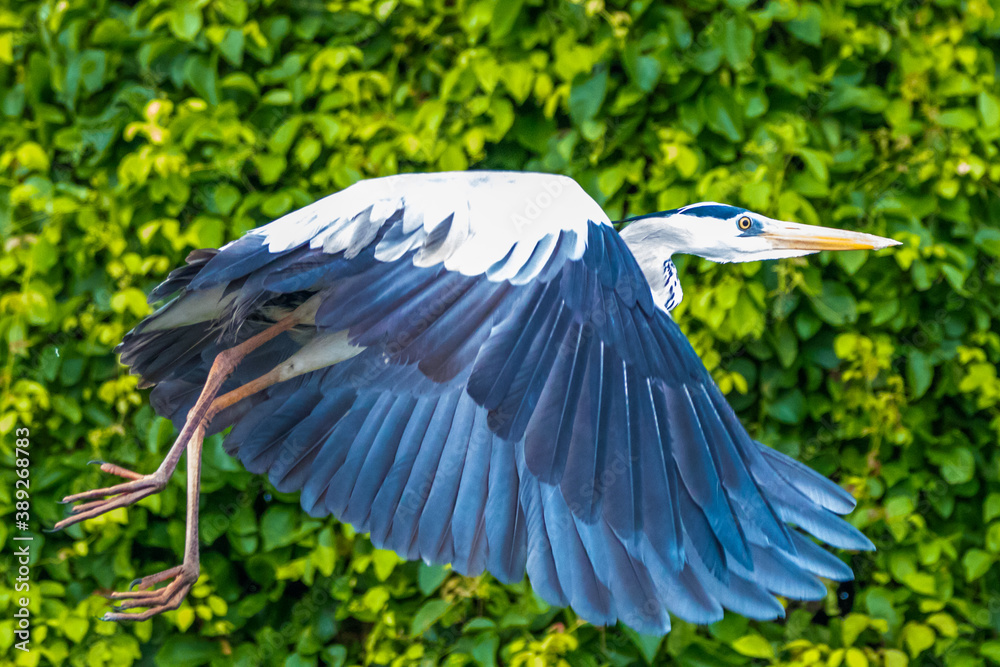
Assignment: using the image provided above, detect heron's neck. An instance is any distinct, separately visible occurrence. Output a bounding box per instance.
[660,259,683,311]
[619,223,683,311]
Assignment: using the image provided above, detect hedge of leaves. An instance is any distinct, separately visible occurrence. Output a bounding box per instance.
[2,0,1000,665]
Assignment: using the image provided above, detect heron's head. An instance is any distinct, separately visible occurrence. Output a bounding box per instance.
[619,203,900,263]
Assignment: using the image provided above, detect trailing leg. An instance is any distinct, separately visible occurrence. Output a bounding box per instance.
[54,300,317,531]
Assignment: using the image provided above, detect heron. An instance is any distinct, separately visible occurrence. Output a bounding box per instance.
[55,171,898,634]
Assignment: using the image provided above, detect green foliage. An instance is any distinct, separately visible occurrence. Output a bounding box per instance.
[2,0,1000,664]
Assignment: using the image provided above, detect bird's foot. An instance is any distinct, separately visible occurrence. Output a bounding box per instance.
[102,561,200,621]
[53,464,167,530]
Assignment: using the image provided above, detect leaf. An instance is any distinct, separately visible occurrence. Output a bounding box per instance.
[622,627,662,664]
[906,350,933,399]
[154,637,222,666]
[217,28,245,66]
[169,4,203,41]
[471,631,500,667]
[825,85,889,113]
[260,505,300,551]
[731,634,774,659]
[213,183,241,215]
[624,50,662,92]
[721,18,754,69]
[787,3,823,45]
[370,549,398,581]
[962,549,994,581]
[253,153,286,184]
[978,91,1000,128]
[974,227,1000,257]
[937,108,978,130]
[808,282,858,326]
[926,612,958,638]
[981,641,1000,663]
[842,613,869,646]
[78,50,107,94]
[767,389,806,424]
[774,323,798,369]
[902,623,935,658]
[985,493,1000,523]
[568,68,608,124]
[294,136,322,168]
[418,563,450,595]
[490,0,523,39]
[939,447,974,485]
[262,89,294,105]
[797,147,829,183]
[410,599,451,636]
[184,55,219,104]
[705,90,744,141]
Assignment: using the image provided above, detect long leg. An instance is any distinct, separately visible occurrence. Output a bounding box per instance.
[85,329,362,620]
[54,297,322,531]
[103,424,206,621]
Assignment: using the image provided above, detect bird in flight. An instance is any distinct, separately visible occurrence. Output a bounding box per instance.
[56,171,898,633]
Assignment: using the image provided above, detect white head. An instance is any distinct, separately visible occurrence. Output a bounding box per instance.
[619,202,901,264]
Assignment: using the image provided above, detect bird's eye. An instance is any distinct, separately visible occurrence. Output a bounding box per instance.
[737,216,752,230]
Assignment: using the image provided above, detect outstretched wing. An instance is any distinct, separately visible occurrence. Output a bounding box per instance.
[122,171,872,634]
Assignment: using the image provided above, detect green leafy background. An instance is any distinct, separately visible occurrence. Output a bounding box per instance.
[2,0,1000,665]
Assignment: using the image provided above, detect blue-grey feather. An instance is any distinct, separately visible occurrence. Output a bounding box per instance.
[785,531,855,581]
[768,493,875,551]
[684,550,785,621]
[754,442,858,514]
[637,377,684,570]
[534,482,614,624]
[298,393,379,516]
[269,390,357,493]
[450,408,494,576]
[517,466,569,609]
[365,396,440,555]
[485,440,527,584]
[407,279,513,382]
[502,302,572,440]
[341,395,418,527]
[662,384,751,569]
[689,386,792,551]
[416,394,478,563]
[325,394,397,516]
[468,281,552,413]
[147,249,219,302]
[743,543,828,600]
[523,322,586,484]
[188,236,279,291]
[379,391,460,555]
[558,340,608,520]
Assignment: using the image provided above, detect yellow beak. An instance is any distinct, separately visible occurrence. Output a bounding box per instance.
[762,220,901,252]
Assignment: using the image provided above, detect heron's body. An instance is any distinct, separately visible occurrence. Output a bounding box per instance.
[59,171,898,633]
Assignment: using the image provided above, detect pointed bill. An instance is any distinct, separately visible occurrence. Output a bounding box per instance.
[761,220,901,252]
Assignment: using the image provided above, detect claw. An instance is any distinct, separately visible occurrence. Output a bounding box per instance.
[129,578,142,591]
[87,459,107,466]
[101,564,199,621]
[54,466,168,531]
